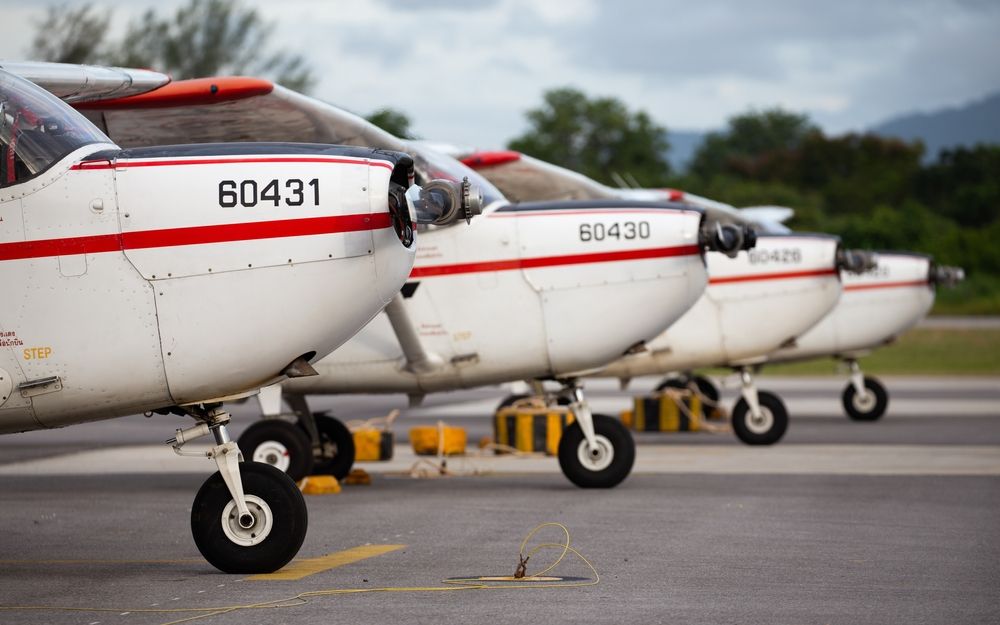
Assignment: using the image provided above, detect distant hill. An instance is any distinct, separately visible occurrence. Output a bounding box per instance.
[665,91,1000,171]
[870,91,1000,160]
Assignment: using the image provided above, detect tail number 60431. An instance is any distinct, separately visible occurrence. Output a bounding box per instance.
[219,178,320,208]
[579,221,650,242]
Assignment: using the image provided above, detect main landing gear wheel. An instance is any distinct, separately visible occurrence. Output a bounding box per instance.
[558,413,635,489]
[654,377,686,392]
[308,413,356,479]
[842,376,888,421]
[191,462,308,574]
[496,394,529,412]
[731,391,788,445]
[496,393,569,412]
[655,375,719,403]
[237,420,314,481]
[691,375,720,405]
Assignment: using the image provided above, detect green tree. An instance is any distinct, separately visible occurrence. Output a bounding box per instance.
[28,0,315,93]
[29,4,110,64]
[508,87,672,187]
[365,108,415,139]
[916,145,1000,228]
[674,106,999,313]
[789,133,924,215]
[689,108,816,180]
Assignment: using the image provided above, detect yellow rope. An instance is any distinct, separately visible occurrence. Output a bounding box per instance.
[0,523,597,625]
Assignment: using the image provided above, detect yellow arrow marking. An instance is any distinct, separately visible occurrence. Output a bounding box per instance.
[249,544,406,581]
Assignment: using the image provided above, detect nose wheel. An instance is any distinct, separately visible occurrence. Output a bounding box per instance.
[167,405,308,573]
[558,414,634,488]
[842,361,888,421]
[730,368,788,445]
[556,382,635,488]
[192,462,307,574]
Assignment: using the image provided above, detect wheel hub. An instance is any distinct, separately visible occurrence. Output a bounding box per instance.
[252,440,291,473]
[221,495,273,546]
[577,434,614,472]
[853,391,876,412]
[746,407,774,434]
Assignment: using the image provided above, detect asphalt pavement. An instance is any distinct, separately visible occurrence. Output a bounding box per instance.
[0,375,997,625]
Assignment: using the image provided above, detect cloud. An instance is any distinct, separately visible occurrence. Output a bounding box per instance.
[4,0,999,148]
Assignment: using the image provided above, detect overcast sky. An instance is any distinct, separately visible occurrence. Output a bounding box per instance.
[3,0,999,148]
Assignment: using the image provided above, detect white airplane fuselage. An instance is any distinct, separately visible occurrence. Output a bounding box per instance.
[0,143,416,433]
[282,200,709,395]
[597,234,843,378]
[770,252,935,363]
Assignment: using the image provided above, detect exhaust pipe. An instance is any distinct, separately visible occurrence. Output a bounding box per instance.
[929,264,965,288]
[407,177,484,226]
[700,222,757,258]
[837,248,878,274]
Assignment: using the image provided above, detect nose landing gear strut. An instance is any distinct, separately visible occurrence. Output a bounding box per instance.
[555,380,635,488]
[841,359,888,421]
[729,367,789,445]
[169,404,307,573]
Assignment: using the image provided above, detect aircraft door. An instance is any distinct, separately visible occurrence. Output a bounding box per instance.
[15,162,173,426]
[0,329,36,432]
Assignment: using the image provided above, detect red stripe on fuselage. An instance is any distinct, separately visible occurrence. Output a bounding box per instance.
[409,244,700,278]
[0,213,390,262]
[70,156,394,171]
[844,279,929,292]
[709,267,838,285]
[488,208,695,218]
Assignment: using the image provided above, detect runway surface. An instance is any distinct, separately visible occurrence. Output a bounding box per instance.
[0,376,998,624]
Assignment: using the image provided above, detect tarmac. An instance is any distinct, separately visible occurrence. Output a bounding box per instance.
[0,375,997,624]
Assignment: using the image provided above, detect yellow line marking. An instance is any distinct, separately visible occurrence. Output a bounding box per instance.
[249,545,406,581]
[0,559,202,565]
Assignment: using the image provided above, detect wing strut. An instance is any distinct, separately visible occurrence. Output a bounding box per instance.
[384,294,444,374]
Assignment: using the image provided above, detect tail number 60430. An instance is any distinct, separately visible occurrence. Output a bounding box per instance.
[579,221,650,242]
[219,178,320,208]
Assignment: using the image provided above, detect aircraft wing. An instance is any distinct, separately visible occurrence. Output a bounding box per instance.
[739,206,795,233]
[58,73,506,212]
[70,75,408,152]
[0,60,169,103]
[456,148,756,227]
[457,149,618,203]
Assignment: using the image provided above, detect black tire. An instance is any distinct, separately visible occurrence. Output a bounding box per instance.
[557,413,635,488]
[496,393,529,412]
[191,462,308,574]
[842,377,888,421]
[309,414,356,479]
[654,377,687,392]
[237,420,314,481]
[692,375,720,404]
[495,393,569,411]
[731,390,788,445]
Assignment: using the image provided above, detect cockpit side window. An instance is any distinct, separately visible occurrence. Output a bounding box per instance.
[0,70,111,189]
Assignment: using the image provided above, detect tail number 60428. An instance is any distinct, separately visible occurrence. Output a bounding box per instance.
[579,221,650,242]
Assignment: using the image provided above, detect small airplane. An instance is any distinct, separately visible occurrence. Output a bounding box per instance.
[766,252,964,420]
[600,187,965,423]
[456,149,875,444]
[0,62,479,572]
[57,73,757,488]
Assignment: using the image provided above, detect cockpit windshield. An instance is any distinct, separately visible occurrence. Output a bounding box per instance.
[0,69,111,188]
[409,144,507,209]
